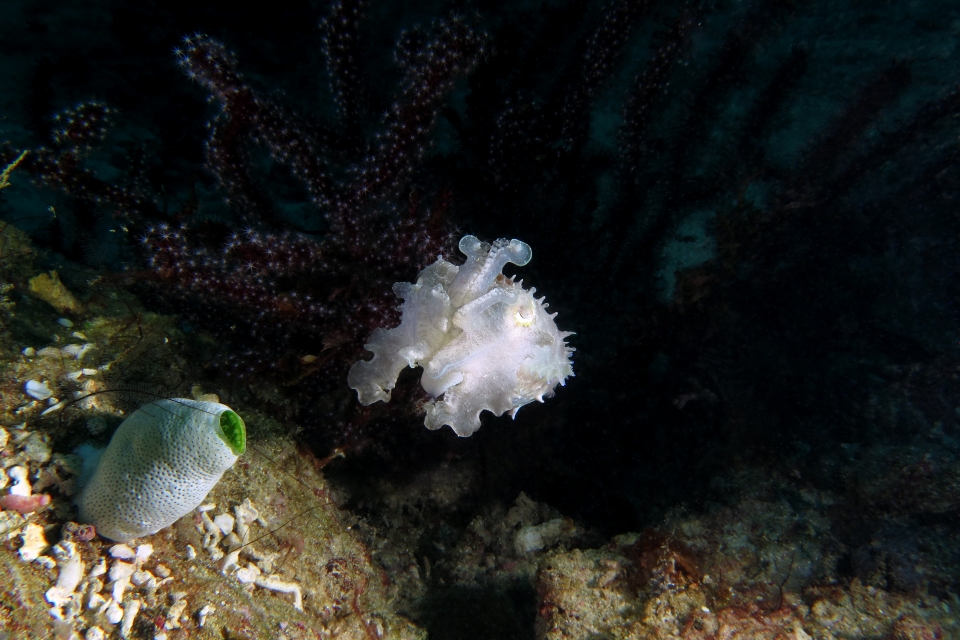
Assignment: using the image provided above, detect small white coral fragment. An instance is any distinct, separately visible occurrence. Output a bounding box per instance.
[135,543,154,563]
[89,556,107,577]
[234,498,259,542]
[46,541,85,610]
[220,548,241,575]
[197,603,215,627]
[62,342,95,359]
[8,465,31,497]
[87,589,107,612]
[223,531,242,551]
[109,560,135,603]
[132,569,156,589]
[235,563,262,584]
[166,594,188,629]
[120,598,142,638]
[255,574,303,611]
[19,522,48,561]
[349,235,575,436]
[103,598,123,625]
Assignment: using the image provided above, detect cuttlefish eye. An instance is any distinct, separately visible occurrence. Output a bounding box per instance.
[515,303,535,326]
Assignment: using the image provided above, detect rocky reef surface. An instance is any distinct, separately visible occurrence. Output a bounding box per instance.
[0,221,959,639]
[0,227,423,639]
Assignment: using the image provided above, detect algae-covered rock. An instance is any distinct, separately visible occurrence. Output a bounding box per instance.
[534,492,960,640]
[28,270,82,315]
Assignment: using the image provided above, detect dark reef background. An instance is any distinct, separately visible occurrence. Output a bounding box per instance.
[2,0,960,636]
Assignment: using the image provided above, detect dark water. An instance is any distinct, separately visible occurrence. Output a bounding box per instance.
[2,0,959,634]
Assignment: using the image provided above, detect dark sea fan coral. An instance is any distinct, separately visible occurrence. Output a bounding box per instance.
[142,12,485,383]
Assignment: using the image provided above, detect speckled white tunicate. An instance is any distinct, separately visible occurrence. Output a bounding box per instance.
[349,235,575,437]
[77,398,246,542]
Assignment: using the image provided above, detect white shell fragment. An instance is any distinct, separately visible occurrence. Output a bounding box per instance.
[25,379,53,400]
[197,604,215,627]
[109,544,136,560]
[62,343,95,359]
[76,398,246,542]
[213,512,235,535]
[135,543,153,563]
[349,235,574,436]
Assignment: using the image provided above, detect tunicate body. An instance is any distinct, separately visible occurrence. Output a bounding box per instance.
[77,398,245,542]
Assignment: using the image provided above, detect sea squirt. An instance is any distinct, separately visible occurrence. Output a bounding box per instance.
[348,235,575,437]
[77,399,246,542]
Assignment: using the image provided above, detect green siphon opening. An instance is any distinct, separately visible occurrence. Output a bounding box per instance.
[219,410,246,455]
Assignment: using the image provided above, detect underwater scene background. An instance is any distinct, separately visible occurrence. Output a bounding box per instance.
[1,0,959,637]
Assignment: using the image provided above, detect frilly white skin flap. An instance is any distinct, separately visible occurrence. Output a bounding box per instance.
[348,235,574,437]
